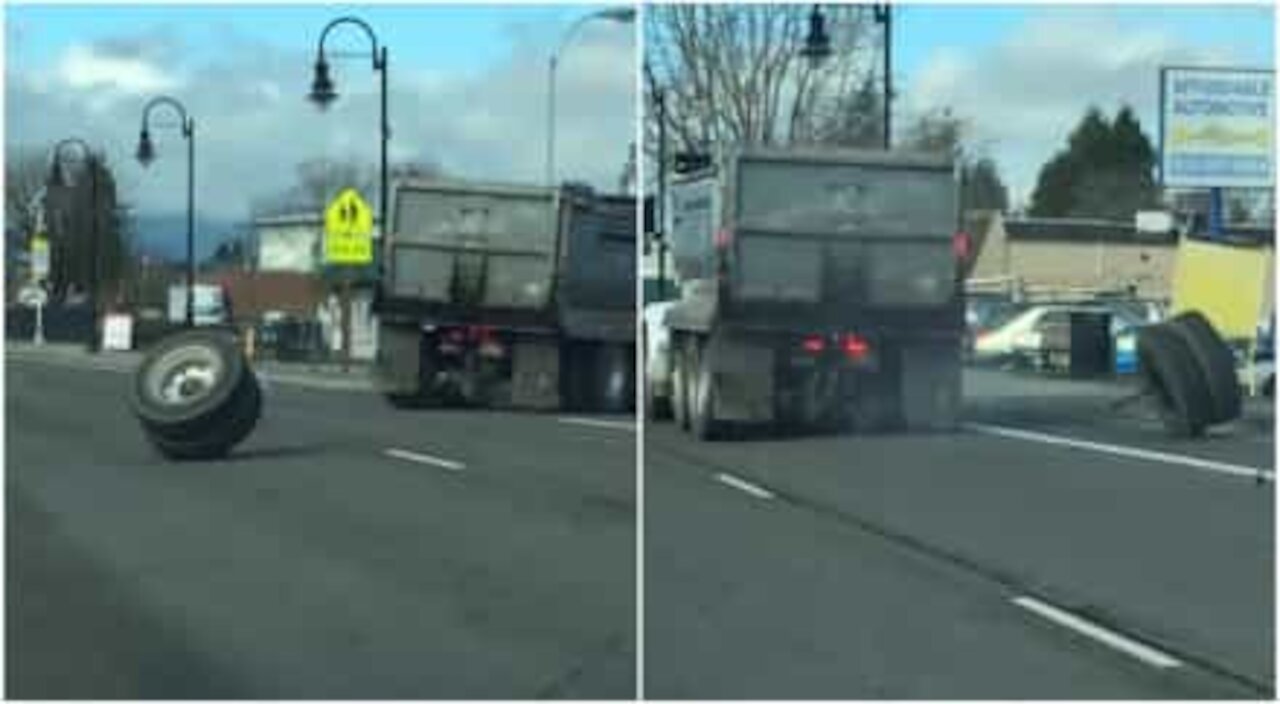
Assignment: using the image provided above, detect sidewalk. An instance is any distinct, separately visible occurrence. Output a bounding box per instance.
[6,342,375,393]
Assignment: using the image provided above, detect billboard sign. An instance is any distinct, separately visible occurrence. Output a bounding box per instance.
[1160,67,1274,188]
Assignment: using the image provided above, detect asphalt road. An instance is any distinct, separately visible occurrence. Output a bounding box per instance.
[6,355,636,699]
[645,368,1274,699]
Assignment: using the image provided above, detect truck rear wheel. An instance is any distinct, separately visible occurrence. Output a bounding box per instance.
[671,339,691,431]
[691,346,724,441]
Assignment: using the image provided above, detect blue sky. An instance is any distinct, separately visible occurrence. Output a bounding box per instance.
[891,4,1274,205]
[6,3,1274,220]
[8,4,606,78]
[6,3,638,230]
[896,4,1274,79]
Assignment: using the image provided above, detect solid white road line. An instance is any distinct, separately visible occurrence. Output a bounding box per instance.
[969,423,1274,482]
[713,472,776,500]
[383,448,466,472]
[558,417,637,432]
[1012,595,1183,669]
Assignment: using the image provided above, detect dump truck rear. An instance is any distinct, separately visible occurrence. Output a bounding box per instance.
[376,178,635,411]
[659,146,964,438]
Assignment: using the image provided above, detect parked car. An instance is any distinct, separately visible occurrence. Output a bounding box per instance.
[1236,318,1275,397]
[972,303,1145,370]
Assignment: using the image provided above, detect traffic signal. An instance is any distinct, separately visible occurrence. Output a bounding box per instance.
[674,151,712,174]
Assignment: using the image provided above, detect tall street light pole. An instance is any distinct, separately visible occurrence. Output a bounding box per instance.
[308,15,388,371]
[309,15,389,240]
[137,96,196,328]
[47,138,100,351]
[873,3,892,149]
[644,61,668,301]
[547,7,636,187]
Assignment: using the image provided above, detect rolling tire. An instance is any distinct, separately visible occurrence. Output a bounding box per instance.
[691,343,724,441]
[132,329,262,459]
[1137,324,1213,438]
[671,341,690,431]
[141,369,262,460]
[132,329,246,435]
[1168,311,1242,424]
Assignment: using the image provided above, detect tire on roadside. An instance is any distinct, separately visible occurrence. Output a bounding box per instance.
[1136,323,1213,438]
[131,329,261,460]
[1167,311,1242,424]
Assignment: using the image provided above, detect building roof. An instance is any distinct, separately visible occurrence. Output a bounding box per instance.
[1004,217,1178,245]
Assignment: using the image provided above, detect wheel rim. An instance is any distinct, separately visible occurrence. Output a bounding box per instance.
[146,345,225,406]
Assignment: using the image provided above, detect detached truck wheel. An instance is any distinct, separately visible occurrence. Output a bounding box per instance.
[131,329,262,461]
[1136,324,1213,438]
[1167,311,1242,424]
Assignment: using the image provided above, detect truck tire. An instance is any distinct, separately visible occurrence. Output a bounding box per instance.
[671,340,691,431]
[1137,324,1213,438]
[132,332,254,440]
[141,371,262,460]
[644,373,671,420]
[1167,311,1242,424]
[691,341,724,441]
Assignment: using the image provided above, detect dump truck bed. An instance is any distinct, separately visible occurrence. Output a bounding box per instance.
[386,179,560,314]
[669,147,959,324]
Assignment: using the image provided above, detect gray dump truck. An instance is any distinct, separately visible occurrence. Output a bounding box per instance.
[376,178,635,411]
[656,146,965,438]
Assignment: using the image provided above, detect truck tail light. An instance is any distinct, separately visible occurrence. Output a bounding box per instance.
[841,333,871,360]
[953,230,972,261]
[714,227,734,249]
[801,335,826,354]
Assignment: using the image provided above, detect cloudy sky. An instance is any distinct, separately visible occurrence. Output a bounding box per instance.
[894,4,1274,207]
[6,4,637,225]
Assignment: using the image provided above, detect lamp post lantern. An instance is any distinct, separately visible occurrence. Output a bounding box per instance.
[137,96,196,327]
[47,137,101,350]
[547,7,636,187]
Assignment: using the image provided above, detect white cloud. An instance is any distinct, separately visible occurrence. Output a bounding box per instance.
[7,23,635,227]
[900,8,1258,208]
[58,43,180,94]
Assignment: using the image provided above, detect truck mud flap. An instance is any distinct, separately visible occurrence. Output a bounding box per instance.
[899,341,961,432]
[375,321,423,399]
[706,333,775,423]
[512,338,560,410]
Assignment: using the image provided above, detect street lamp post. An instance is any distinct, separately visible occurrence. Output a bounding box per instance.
[309,15,389,239]
[547,7,636,187]
[308,15,389,372]
[136,96,196,328]
[47,138,100,351]
[802,4,892,149]
[644,62,668,301]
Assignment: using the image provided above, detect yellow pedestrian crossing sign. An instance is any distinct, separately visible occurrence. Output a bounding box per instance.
[324,188,375,265]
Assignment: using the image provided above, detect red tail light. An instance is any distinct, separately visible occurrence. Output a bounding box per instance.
[801,335,826,354]
[714,227,734,249]
[953,230,972,260]
[841,333,871,360]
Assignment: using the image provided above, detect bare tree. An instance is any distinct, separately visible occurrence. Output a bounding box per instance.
[644,4,880,161]
[5,149,47,238]
[251,157,444,218]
